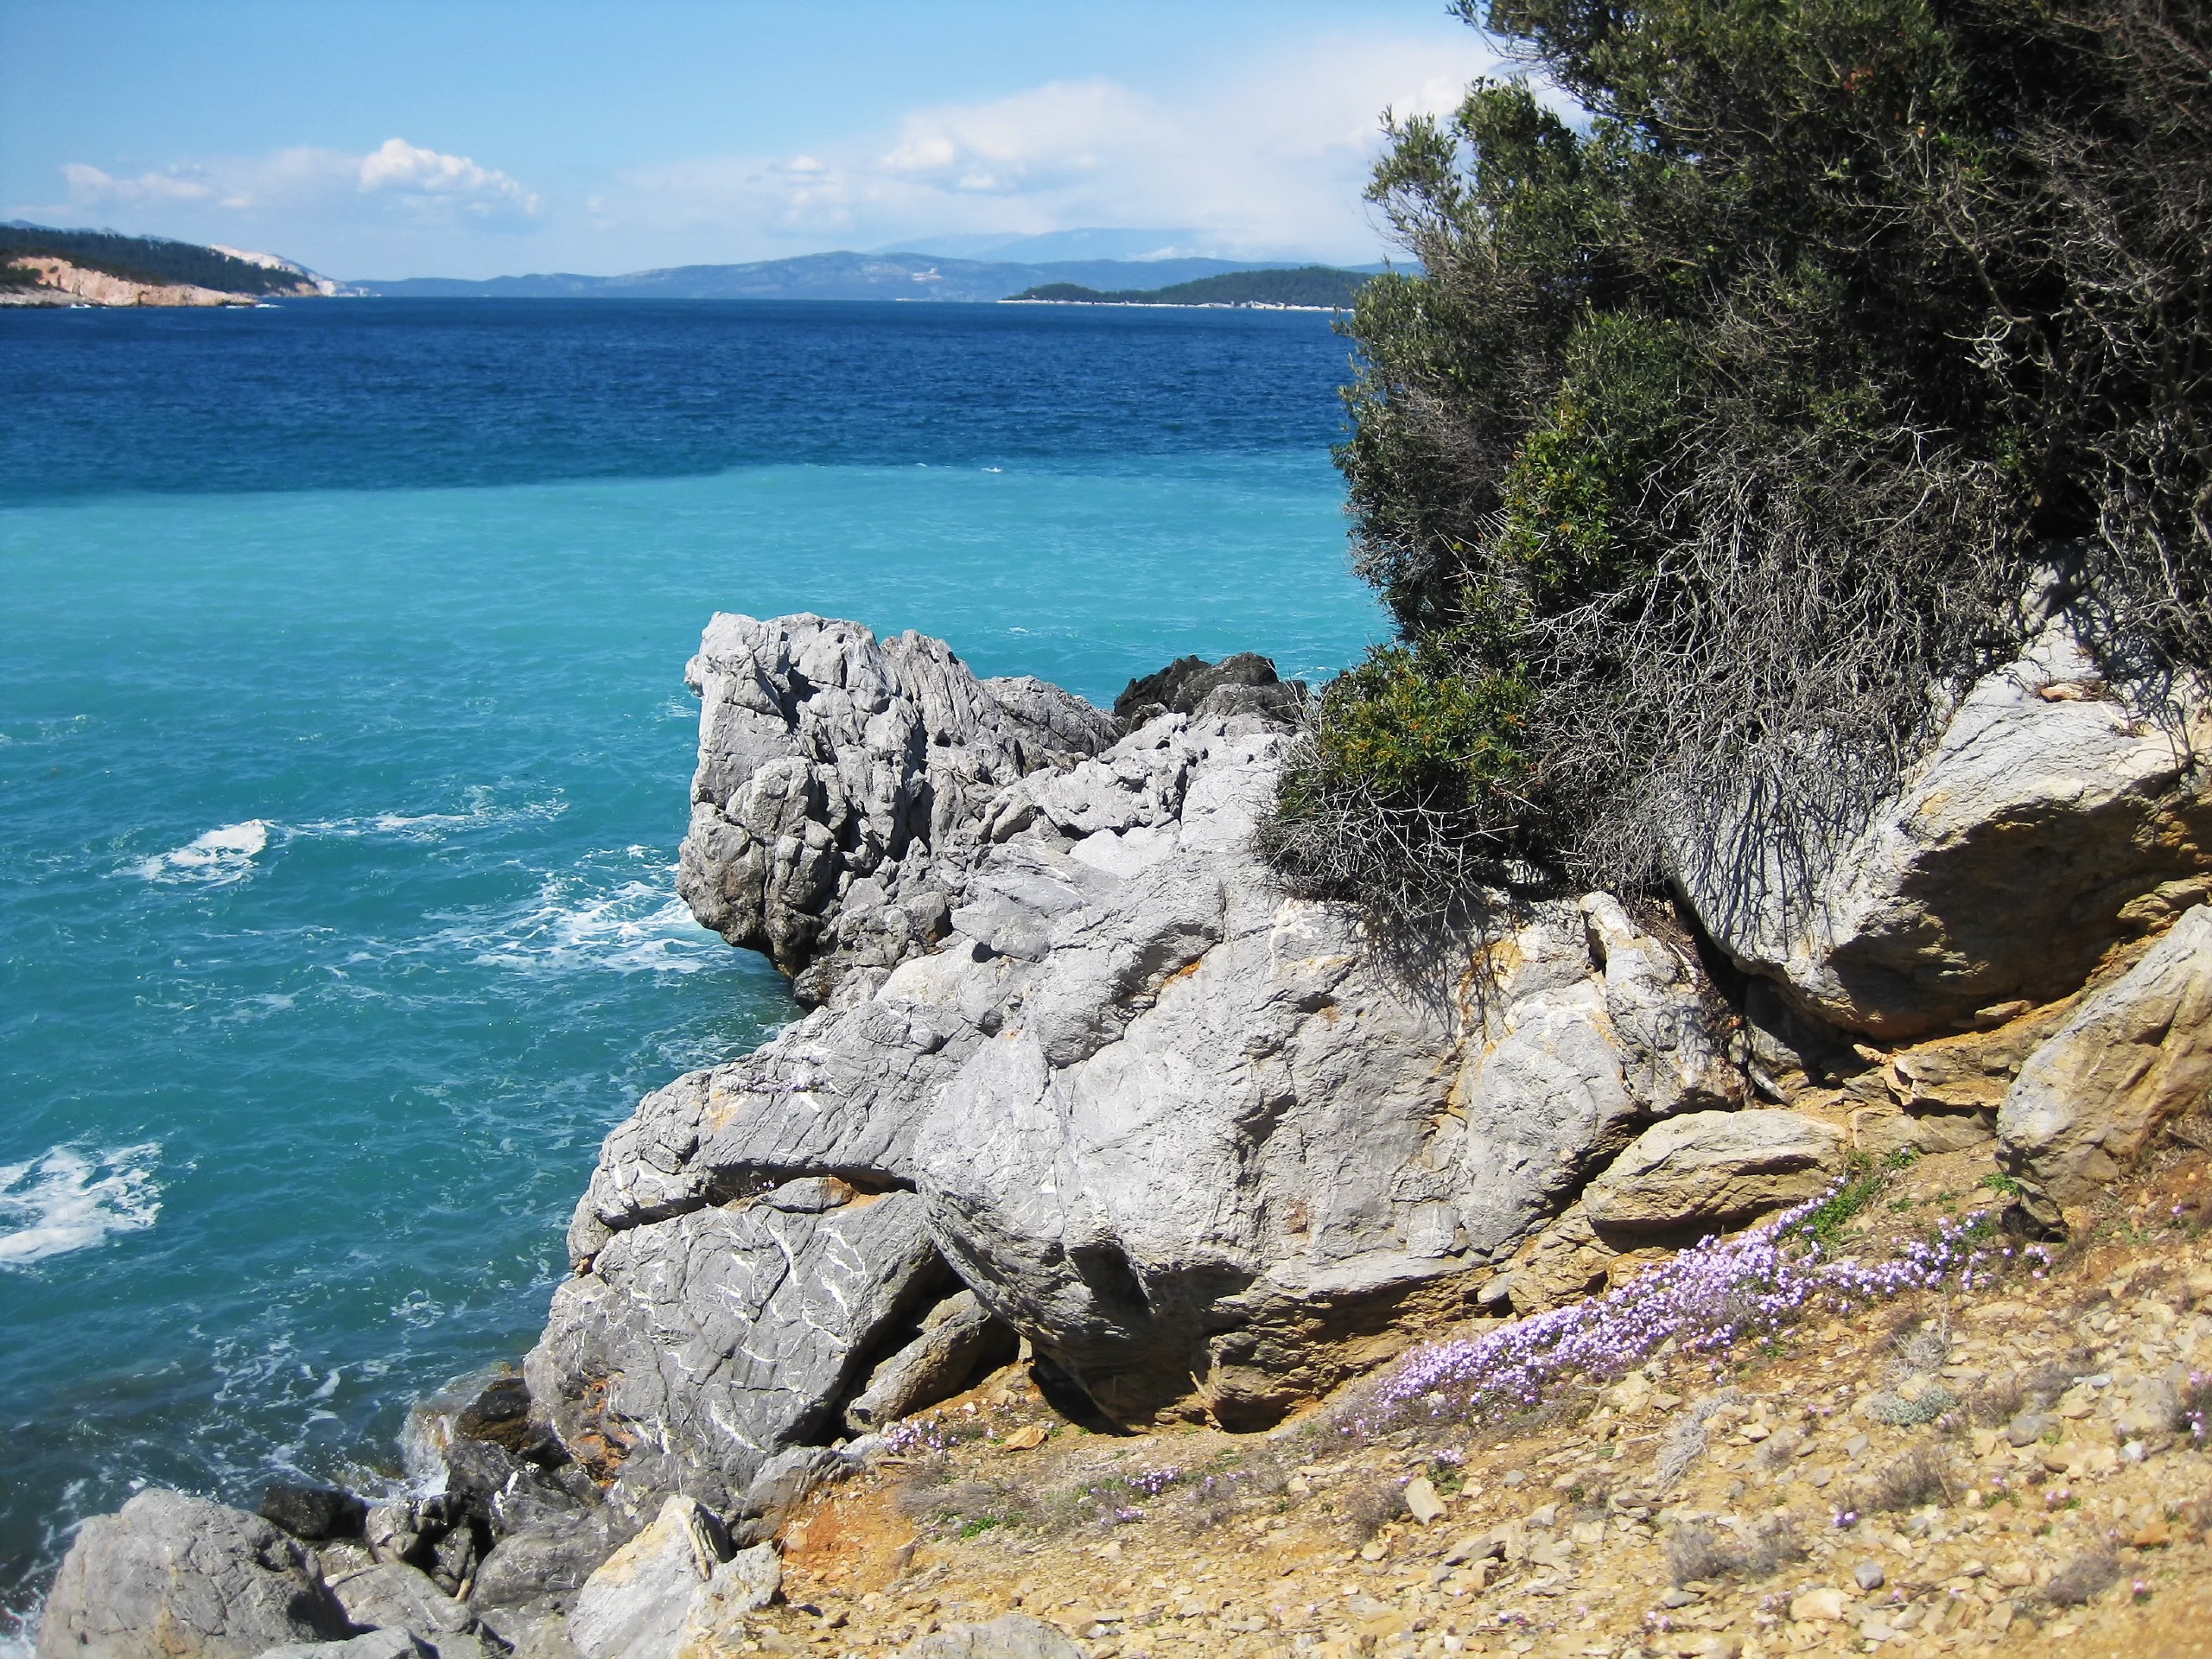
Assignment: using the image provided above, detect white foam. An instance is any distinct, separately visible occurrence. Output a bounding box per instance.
[459,869,720,976]
[0,1143,162,1268]
[136,820,270,885]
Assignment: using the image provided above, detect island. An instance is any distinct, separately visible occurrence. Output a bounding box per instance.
[1005,264,1370,309]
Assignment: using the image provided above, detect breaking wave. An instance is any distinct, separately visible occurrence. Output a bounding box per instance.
[135,821,270,886]
[0,1144,162,1268]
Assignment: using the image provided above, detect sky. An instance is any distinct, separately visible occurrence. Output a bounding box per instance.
[0,2,1507,281]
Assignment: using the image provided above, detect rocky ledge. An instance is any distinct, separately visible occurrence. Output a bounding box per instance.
[41,609,2212,1659]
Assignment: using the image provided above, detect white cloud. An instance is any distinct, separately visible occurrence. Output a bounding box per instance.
[604,32,1503,262]
[57,138,537,221]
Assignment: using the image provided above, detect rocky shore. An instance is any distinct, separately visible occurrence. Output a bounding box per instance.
[36,610,2212,1659]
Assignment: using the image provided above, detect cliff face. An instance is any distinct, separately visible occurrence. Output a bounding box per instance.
[0,256,308,308]
[40,613,2212,1659]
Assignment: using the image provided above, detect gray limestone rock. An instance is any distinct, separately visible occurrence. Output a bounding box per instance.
[255,1634,429,1659]
[565,1497,776,1659]
[895,1615,1087,1658]
[526,1185,946,1510]
[36,1491,351,1659]
[322,1558,480,1651]
[538,622,1741,1438]
[674,613,1118,1005]
[1581,1109,1847,1240]
[1678,617,2212,1039]
[1999,904,2212,1201]
[843,1289,1018,1433]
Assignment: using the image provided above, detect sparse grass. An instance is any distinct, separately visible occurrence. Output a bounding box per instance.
[1786,1155,1888,1249]
[2042,1549,2122,1606]
[1339,1478,1406,1542]
[1664,1516,1805,1586]
[1858,1442,1955,1513]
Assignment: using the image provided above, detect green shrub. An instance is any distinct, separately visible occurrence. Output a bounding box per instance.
[1266,0,2212,919]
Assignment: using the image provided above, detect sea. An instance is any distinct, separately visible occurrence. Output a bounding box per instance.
[0,297,1384,1640]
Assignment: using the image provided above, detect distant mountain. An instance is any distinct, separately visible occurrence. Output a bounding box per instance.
[877,228,1230,263]
[352,251,1337,302]
[1011,266,1372,309]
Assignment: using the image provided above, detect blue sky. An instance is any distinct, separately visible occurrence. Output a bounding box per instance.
[0,1,1503,280]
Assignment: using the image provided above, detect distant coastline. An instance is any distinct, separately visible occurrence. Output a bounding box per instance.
[1,225,331,308]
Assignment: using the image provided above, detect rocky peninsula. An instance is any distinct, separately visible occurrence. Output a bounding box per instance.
[35,610,2212,1659]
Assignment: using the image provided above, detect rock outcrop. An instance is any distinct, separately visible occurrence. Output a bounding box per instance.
[1580,1109,1847,1241]
[673,613,1120,1006]
[1998,903,2212,1201]
[1679,615,2212,1039]
[35,1491,351,1659]
[528,615,1743,1510]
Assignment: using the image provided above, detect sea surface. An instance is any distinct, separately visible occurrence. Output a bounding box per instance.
[0,299,1384,1638]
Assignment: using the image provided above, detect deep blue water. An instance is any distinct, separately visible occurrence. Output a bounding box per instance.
[0,300,1383,1637]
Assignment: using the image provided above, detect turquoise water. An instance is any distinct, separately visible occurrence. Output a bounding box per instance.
[0,301,1383,1633]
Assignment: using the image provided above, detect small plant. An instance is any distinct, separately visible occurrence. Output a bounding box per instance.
[1858,1443,1955,1513]
[2042,1550,2122,1606]
[1664,1516,1804,1586]
[1340,1478,1406,1542]
[1870,1385,1958,1427]
[1980,1173,2024,1198]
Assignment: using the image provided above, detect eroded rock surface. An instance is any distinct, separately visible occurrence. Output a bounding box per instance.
[1580,1109,1847,1241]
[1680,617,2212,1039]
[1999,903,2212,1201]
[36,1491,350,1659]
[674,613,1118,1006]
[535,616,1742,1465]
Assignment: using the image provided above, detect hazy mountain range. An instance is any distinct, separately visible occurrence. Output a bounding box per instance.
[353,249,1389,302]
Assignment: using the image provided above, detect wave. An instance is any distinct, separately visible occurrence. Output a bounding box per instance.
[445,861,721,976]
[135,821,270,886]
[0,1143,162,1268]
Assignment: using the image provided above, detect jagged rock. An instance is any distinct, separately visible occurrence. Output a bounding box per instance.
[844,1289,1020,1433]
[895,1616,1086,1658]
[470,1510,626,1610]
[674,613,1118,1005]
[1113,652,1287,721]
[1581,1109,1847,1240]
[565,1497,775,1659]
[1999,904,2212,1201]
[1679,617,2212,1039]
[255,1634,429,1659]
[526,1181,946,1510]
[541,619,1740,1440]
[322,1557,482,1656]
[728,1446,855,1547]
[260,1484,367,1543]
[37,1491,351,1659]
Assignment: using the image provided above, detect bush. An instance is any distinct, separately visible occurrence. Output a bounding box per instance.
[1264,0,2212,918]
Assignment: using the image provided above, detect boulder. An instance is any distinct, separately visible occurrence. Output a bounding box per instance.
[1581,1109,1847,1240]
[526,1181,947,1511]
[673,613,1118,1005]
[255,1634,429,1659]
[259,1484,367,1543]
[37,1491,351,1659]
[1999,904,2212,1201]
[470,1512,627,1611]
[565,1497,776,1659]
[896,1616,1086,1658]
[1113,652,1291,721]
[1679,616,2212,1039]
[321,1558,481,1657]
[537,618,1739,1441]
[842,1289,1020,1433]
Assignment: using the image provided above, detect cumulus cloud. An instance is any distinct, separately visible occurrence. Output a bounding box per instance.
[58,139,538,220]
[604,32,1503,261]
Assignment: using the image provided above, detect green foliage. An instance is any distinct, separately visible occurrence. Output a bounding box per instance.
[1266,0,2212,917]
[1786,1154,1885,1249]
[1008,266,1371,308]
[0,224,308,296]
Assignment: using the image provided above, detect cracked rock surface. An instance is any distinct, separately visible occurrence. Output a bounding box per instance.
[35,1491,350,1659]
[536,616,1742,1474]
[1677,614,2212,1039]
